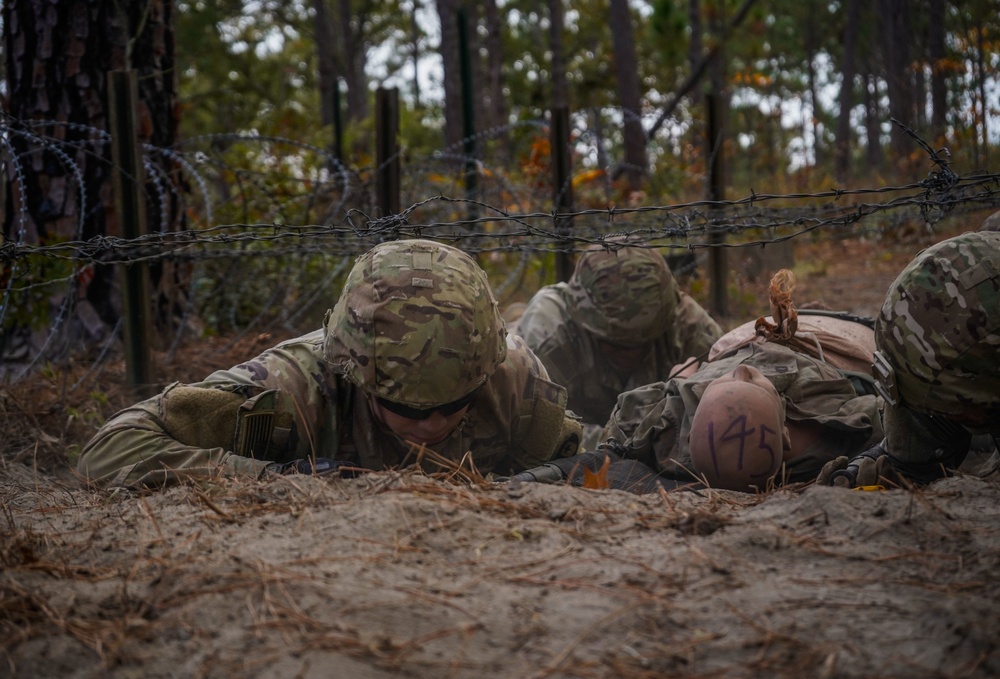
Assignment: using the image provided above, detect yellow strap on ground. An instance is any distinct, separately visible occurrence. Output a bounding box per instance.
[852,485,886,491]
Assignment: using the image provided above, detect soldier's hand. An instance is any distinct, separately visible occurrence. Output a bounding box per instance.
[817,445,889,488]
[494,463,566,485]
[267,458,363,477]
[817,456,849,486]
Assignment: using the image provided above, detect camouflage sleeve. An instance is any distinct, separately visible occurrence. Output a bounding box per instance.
[880,400,973,469]
[512,285,569,351]
[76,384,271,487]
[77,331,334,488]
[602,381,686,471]
[675,292,723,358]
[513,285,593,411]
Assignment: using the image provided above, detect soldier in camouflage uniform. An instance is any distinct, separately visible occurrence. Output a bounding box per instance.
[980,210,1000,232]
[596,330,885,491]
[78,240,582,488]
[515,242,722,450]
[819,230,1000,487]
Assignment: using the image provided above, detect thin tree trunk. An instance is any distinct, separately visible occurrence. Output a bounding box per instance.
[411,0,422,109]
[435,0,463,149]
[835,0,860,180]
[805,41,822,167]
[863,68,883,169]
[313,0,337,128]
[549,0,568,109]
[2,0,181,345]
[688,0,704,160]
[480,0,509,158]
[609,0,648,191]
[878,0,913,159]
[928,0,947,137]
[337,0,369,123]
[976,25,989,168]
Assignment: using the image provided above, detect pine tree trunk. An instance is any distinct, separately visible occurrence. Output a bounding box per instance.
[2,0,181,354]
[835,0,860,180]
[928,0,947,138]
[609,0,648,192]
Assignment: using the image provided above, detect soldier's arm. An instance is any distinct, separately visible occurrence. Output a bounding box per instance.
[77,334,331,488]
[76,385,271,488]
[603,381,684,471]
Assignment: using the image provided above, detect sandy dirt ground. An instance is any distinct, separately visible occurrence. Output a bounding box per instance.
[3,222,999,678]
[3,463,999,679]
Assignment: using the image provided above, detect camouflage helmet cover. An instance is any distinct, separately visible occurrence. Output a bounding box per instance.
[874,231,1000,424]
[323,239,508,407]
[567,243,679,346]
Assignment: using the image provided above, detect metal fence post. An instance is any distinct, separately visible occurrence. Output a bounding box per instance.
[458,8,478,220]
[376,87,401,218]
[108,70,155,396]
[706,90,728,318]
[550,106,575,282]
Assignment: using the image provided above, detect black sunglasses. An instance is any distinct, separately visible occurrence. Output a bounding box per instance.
[375,389,478,421]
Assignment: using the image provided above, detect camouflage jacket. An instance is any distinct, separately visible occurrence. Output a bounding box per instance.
[516,282,722,443]
[603,342,884,483]
[77,332,580,488]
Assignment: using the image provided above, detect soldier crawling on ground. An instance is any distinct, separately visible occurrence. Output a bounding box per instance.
[819,227,1000,488]
[514,240,723,451]
[77,240,582,488]
[506,270,886,493]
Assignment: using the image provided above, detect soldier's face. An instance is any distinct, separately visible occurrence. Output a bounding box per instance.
[370,399,470,446]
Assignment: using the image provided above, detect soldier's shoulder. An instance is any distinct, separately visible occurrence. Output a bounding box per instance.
[519,284,573,322]
[485,334,567,405]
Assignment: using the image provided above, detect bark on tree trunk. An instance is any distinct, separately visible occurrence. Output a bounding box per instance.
[2,0,181,350]
[609,0,648,192]
[835,0,860,180]
[435,0,463,150]
[975,25,989,168]
[313,0,338,129]
[336,0,369,124]
[928,0,947,138]
[878,0,914,160]
[411,0,423,109]
[863,68,883,170]
[483,0,509,159]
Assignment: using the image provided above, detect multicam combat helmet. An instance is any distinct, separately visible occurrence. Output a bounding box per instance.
[323,239,507,407]
[873,231,1000,427]
[567,242,679,346]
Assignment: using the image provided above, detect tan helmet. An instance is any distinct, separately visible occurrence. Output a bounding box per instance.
[688,365,787,491]
[323,239,508,407]
[566,242,679,346]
